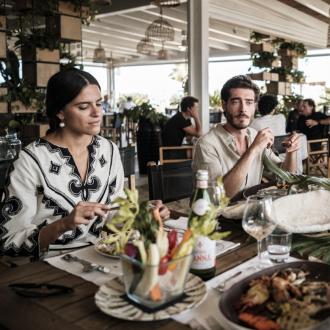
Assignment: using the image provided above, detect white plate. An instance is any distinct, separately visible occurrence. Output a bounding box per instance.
[95,273,207,321]
[94,238,120,259]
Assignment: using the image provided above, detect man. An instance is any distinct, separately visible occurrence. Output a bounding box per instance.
[120,96,136,113]
[297,99,328,141]
[162,96,202,146]
[193,75,300,198]
[286,99,303,133]
[101,94,111,113]
[250,94,286,136]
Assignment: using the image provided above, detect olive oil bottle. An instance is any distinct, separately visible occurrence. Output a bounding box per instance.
[189,170,216,281]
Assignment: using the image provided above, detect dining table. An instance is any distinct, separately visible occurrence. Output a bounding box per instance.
[0,212,258,330]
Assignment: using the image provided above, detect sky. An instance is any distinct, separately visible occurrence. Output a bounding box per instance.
[84,52,330,111]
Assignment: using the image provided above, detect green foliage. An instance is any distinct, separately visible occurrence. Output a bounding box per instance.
[128,102,168,126]
[251,52,277,68]
[277,93,303,117]
[263,153,330,191]
[318,87,330,107]
[0,50,45,109]
[292,234,330,264]
[209,90,222,108]
[279,42,307,57]
[14,31,60,50]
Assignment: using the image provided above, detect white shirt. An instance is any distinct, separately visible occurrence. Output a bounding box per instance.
[250,114,286,136]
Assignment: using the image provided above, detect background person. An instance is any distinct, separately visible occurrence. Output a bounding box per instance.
[297,98,328,141]
[250,94,286,136]
[162,96,202,147]
[101,94,111,113]
[286,99,303,133]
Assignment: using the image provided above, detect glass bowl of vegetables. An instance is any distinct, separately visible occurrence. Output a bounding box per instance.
[121,251,193,309]
[120,228,194,309]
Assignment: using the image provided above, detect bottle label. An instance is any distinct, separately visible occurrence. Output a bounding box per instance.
[196,180,208,189]
[191,198,209,216]
[190,236,216,270]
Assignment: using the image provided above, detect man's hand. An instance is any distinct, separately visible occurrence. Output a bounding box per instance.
[282,133,301,153]
[306,119,318,128]
[189,107,199,119]
[250,128,274,154]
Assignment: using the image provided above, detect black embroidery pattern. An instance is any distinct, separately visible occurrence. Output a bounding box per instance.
[49,161,61,175]
[68,176,101,201]
[88,216,103,237]
[0,196,39,256]
[99,154,106,167]
[54,227,84,245]
[105,177,117,204]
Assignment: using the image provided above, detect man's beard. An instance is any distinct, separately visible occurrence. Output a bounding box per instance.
[225,111,252,129]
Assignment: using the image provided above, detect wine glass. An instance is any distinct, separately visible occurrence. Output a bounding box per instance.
[242,196,276,269]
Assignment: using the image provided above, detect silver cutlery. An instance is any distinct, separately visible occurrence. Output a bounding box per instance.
[62,253,110,274]
[214,270,242,293]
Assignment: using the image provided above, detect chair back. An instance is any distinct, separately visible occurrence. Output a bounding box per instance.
[148,160,193,203]
[209,111,222,124]
[306,138,329,176]
[159,145,193,165]
[119,146,136,189]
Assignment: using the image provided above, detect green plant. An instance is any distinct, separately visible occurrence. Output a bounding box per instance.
[251,52,277,68]
[0,50,45,109]
[279,42,307,57]
[318,87,330,108]
[277,93,303,117]
[209,90,221,109]
[14,31,60,51]
[128,102,168,127]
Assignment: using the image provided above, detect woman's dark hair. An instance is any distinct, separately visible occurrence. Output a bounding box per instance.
[257,94,278,116]
[46,69,101,132]
[221,75,260,103]
[180,96,199,112]
[303,98,316,113]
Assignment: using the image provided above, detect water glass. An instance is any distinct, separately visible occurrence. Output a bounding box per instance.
[266,230,292,263]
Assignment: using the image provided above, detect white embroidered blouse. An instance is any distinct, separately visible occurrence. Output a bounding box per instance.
[0,135,124,257]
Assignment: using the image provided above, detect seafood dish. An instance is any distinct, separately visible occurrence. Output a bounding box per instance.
[219,262,330,330]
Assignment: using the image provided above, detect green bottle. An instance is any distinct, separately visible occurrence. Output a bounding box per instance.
[189,169,216,281]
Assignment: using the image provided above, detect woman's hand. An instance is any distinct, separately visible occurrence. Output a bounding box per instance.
[150,200,170,221]
[63,202,110,231]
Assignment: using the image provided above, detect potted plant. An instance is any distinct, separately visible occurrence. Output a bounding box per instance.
[278,42,307,58]
[251,52,279,68]
[134,102,168,174]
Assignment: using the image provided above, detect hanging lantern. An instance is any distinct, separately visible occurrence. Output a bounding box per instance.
[152,0,180,7]
[146,16,175,42]
[136,37,154,55]
[93,40,106,63]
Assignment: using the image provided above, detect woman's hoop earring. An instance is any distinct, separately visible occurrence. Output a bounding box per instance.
[59,121,65,128]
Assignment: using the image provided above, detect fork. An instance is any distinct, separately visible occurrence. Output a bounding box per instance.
[62,254,110,273]
[214,270,242,293]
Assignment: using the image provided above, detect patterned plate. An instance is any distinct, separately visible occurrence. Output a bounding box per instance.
[95,273,207,321]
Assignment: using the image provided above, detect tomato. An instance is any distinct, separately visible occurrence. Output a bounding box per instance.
[158,255,169,275]
[168,229,177,252]
[124,243,138,259]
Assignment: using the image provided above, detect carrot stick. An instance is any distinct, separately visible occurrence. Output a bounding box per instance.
[150,283,162,301]
[170,228,192,258]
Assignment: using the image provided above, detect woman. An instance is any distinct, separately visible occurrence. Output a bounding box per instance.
[0,69,168,259]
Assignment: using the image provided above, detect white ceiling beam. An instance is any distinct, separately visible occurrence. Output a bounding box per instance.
[294,0,330,17]
[209,0,328,48]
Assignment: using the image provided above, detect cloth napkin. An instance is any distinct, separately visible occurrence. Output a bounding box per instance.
[173,255,300,330]
[164,217,241,256]
[45,245,122,286]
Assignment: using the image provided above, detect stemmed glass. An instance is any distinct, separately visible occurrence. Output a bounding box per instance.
[242,196,276,269]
